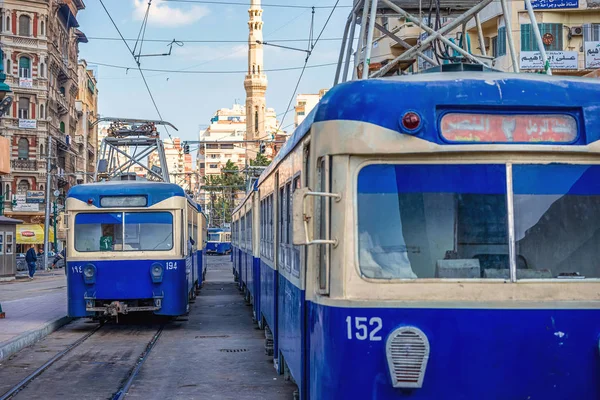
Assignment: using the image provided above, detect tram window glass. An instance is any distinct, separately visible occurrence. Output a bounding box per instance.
[208,232,220,242]
[248,210,253,248]
[292,177,301,275]
[124,212,173,251]
[317,158,328,290]
[279,187,285,267]
[74,212,173,252]
[74,213,124,252]
[357,164,508,279]
[513,164,600,279]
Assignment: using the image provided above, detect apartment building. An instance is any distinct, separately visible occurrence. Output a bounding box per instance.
[294,89,328,128]
[467,0,600,75]
[0,0,86,247]
[75,59,97,182]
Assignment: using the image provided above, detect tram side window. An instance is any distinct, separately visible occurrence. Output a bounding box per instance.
[513,164,600,279]
[248,210,253,249]
[278,187,285,267]
[291,176,301,275]
[357,164,508,279]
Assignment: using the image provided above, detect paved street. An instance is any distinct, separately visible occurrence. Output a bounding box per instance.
[0,271,67,349]
[0,256,296,399]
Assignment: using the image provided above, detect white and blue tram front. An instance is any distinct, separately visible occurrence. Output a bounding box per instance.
[248,72,600,400]
[66,182,200,318]
[206,228,232,255]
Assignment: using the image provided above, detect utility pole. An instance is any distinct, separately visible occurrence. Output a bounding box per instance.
[53,200,58,251]
[43,137,52,270]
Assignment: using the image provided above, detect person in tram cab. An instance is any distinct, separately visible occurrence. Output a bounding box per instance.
[100,225,114,251]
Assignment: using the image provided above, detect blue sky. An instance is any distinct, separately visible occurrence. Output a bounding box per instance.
[77,0,353,143]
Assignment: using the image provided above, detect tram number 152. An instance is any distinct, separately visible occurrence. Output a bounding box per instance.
[346,316,383,341]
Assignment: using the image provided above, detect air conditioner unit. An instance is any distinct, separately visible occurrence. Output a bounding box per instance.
[570,26,583,36]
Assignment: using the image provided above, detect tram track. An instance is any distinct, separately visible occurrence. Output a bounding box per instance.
[0,321,166,400]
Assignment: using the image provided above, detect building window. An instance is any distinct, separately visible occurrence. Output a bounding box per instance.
[496,27,506,57]
[255,111,258,132]
[17,180,30,194]
[206,144,218,149]
[4,184,9,197]
[40,143,45,156]
[220,144,234,149]
[59,86,66,96]
[583,24,600,42]
[492,36,498,57]
[297,111,305,116]
[19,56,31,78]
[199,163,205,169]
[6,59,10,76]
[39,104,45,119]
[40,62,45,78]
[521,23,563,51]
[209,164,218,169]
[5,16,9,33]
[18,14,31,36]
[60,121,65,133]
[41,20,45,36]
[18,138,29,159]
[18,97,29,119]
[210,154,218,159]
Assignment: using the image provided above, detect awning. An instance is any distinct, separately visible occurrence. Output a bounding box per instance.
[16,224,55,244]
[58,4,80,29]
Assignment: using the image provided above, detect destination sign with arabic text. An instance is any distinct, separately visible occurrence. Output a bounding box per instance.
[440,114,577,143]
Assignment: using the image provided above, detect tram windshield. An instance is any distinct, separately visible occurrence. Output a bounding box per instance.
[74,212,174,252]
[208,233,221,242]
[357,163,600,280]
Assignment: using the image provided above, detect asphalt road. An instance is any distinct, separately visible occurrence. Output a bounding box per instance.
[0,255,296,400]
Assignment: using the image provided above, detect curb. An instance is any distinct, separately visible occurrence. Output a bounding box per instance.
[0,315,73,362]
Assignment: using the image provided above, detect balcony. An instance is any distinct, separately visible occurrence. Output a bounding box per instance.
[54,93,68,116]
[11,159,37,171]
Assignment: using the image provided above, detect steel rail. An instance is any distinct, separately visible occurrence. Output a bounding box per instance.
[0,325,103,400]
[112,325,165,400]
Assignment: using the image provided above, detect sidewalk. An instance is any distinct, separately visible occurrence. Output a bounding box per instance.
[0,270,70,362]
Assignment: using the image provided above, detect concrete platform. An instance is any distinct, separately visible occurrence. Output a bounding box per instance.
[0,271,69,362]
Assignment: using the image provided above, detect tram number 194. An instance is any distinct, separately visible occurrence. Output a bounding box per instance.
[346,317,383,341]
[166,262,178,270]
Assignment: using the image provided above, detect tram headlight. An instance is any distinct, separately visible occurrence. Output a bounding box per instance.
[83,264,96,284]
[151,263,164,283]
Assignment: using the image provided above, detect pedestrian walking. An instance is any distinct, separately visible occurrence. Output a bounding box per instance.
[25,244,37,279]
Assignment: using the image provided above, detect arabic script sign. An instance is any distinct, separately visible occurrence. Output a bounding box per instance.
[528,0,578,8]
[520,51,578,70]
[585,42,600,69]
[440,113,578,143]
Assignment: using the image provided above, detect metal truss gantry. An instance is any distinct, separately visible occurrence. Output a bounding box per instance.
[94,118,178,183]
[334,0,552,84]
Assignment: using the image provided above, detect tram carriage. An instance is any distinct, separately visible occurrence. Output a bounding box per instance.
[206,228,232,255]
[66,180,207,318]
[232,69,600,399]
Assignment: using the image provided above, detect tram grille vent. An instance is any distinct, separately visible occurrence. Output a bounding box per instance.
[386,327,430,389]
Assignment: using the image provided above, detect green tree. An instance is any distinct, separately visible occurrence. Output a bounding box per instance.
[250,153,271,167]
[204,160,245,227]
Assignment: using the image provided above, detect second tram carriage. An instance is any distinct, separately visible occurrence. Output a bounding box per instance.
[232,69,600,399]
[66,180,207,318]
[206,227,232,255]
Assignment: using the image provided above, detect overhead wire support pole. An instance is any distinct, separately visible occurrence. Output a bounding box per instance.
[524,0,551,75]
[500,0,519,73]
[361,0,379,80]
[353,0,370,79]
[341,3,359,82]
[474,13,487,57]
[43,138,52,270]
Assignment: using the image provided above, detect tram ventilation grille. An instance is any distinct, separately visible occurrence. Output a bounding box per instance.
[386,327,430,389]
[219,348,248,353]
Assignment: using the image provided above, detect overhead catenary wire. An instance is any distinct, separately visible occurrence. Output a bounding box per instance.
[99,0,174,140]
[161,0,351,9]
[88,61,338,74]
[276,0,341,132]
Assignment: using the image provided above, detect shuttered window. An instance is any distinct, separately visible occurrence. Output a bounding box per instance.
[497,27,507,57]
[583,24,600,42]
[521,23,563,51]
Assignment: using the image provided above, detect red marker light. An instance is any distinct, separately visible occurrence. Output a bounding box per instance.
[87,198,94,205]
[402,112,421,131]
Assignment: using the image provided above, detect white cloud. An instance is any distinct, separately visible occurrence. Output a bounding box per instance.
[133,0,209,27]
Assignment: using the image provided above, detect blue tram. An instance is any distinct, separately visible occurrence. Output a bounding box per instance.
[206,228,232,255]
[232,70,600,399]
[66,180,206,318]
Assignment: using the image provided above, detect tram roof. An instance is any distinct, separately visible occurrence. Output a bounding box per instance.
[67,181,200,209]
[256,71,600,187]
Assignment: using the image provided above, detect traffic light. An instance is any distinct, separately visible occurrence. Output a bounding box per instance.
[183,142,190,154]
[259,142,266,154]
